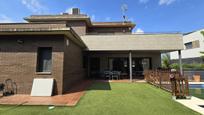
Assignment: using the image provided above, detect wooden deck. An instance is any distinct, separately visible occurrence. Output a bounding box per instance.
[0,79,146,106]
[0,80,92,106]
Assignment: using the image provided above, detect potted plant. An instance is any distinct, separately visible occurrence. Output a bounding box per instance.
[193,72,201,82]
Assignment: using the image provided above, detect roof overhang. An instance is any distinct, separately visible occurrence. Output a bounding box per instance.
[91,22,136,28]
[24,15,92,27]
[81,34,184,51]
[24,15,135,28]
[0,27,86,48]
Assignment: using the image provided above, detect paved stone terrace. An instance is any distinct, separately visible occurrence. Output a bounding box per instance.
[175,96,204,114]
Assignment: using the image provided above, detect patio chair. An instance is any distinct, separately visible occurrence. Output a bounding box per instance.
[104,71,112,80]
[112,71,121,80]
[3,79,15,96]
[0,83,5,97]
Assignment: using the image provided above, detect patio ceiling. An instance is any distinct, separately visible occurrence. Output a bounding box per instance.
[81,34,183,51]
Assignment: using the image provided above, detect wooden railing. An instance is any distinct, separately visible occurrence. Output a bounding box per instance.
[144,70,189,98]
[170,77,189,98]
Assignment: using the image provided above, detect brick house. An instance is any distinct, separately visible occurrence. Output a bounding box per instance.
[0,8,183,95]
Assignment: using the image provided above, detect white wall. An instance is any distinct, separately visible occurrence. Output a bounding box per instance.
[170,29,204,60]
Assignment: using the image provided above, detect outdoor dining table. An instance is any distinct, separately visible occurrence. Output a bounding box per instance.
[104,71,121,80]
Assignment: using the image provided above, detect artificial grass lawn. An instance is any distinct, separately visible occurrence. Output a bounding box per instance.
[0,82,199,115]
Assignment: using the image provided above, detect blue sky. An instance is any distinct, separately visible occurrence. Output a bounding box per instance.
[0,0,204,33]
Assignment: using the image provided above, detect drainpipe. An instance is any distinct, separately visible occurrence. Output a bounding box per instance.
[178,50,183,76]
[129,51,133,82]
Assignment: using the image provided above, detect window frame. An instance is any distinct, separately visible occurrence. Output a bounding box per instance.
[184,42,193,49]
[36,47,53,73]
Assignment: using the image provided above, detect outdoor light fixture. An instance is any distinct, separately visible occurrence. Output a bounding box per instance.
[66,39,69,46]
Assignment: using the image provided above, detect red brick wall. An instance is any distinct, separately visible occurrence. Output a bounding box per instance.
[62,37,85,93]
[0,35,64,95]
[66,21,87,36]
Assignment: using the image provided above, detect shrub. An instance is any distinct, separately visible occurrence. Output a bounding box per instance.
[170,63,179,70]
[161,54,170,69]
[170,63,204,70]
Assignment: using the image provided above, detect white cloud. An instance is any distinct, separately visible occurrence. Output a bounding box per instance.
[135,28,144,34]
[139,0,177,5]
[159,0,176,5]
[139,0,149,4]
[0,15,14,23]
[21,0,48,14]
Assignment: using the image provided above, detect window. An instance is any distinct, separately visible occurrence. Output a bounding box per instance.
[37,47,52,72]
[108,58,129,74]
[185,42,193,49]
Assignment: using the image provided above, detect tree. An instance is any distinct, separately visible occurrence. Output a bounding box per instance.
[201,31,204,61]
[201,52,204,61]
[161,53,171,69]
[201,31,204,36]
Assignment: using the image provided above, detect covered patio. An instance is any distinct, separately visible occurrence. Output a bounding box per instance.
[84,51,160,81]
[81,34,184,81]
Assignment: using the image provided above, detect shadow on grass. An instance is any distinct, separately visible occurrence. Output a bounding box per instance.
[86,81,111,91]
[64,80,111,95]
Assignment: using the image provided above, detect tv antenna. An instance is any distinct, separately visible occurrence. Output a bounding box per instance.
[121,4,128,22]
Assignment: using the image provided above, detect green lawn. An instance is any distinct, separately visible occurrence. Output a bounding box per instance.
[0,82,199,115]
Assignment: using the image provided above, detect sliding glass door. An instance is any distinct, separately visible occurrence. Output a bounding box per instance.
[109,58,129,75]
[108,57,151,78]
[132,58,151,77]
[88,57,152,79]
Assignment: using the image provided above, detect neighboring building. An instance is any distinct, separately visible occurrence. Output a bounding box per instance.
[170,29,204,64]
[0,8,183,95]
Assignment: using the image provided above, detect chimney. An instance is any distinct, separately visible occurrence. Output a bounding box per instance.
[72,8,80,15]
